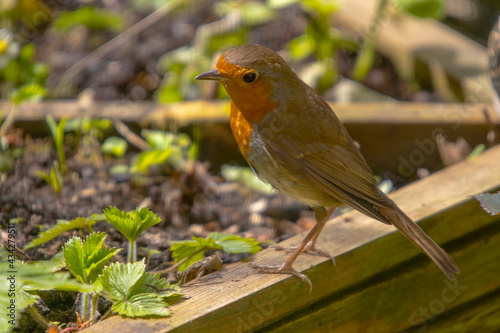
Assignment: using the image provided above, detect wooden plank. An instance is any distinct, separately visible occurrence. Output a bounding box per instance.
[332,0,493,103]
[1,101,498,125]
[83,144,500,333]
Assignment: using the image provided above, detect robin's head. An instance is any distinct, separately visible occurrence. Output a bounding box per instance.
[196,44,298,122]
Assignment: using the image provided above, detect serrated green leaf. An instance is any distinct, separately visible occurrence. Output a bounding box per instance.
[64,233,119,284]
[112,293,171,317]
[83,232,107,263]
[24,214,103,250]
[0,261,93,314]
[86,246,121,284]
[473,192,500,216]
[63,236,86,284]
[98,260,146,302]
[208,232,262,254]
[17,287,40,309]
[170,237,222,271]
[104,207,161,242]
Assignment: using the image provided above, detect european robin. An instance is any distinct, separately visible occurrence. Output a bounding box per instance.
[196,44,459,287]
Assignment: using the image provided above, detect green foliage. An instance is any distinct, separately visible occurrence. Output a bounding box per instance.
[46,115,67,173]
[473,192,500,216]
[101,136,128,157]
[0,259,93,318]
[97,260,183,317]
[65,117,113,137]
[0,39,48,99]
[103,207,161,244]
[24,214,105,250]
[286,0,343,93]
[467,144,486,159]
[221,165,274,194]
[131,131,195,174]
[53,6,125,33]
[35,161,64,195]
[63,232,120,285]
[9,82,46,105]
[0,146,22,172]
[392,0,445,19]
[171,232,262,271]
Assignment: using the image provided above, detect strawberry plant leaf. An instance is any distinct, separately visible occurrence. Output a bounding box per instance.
[111,293,171,317]
[473,192,500,216]
[24,214,104,250]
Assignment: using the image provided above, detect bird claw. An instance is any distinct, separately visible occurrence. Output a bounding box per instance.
[250,263,313,292]
[273,243,336,266]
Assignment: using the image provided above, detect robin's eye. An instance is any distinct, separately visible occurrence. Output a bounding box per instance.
[243,73,256,83]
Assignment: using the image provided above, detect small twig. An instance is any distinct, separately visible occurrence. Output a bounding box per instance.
[112,118,150,151]
[483,107,500,147]
[152,256,190,277]
[0,104,17,138]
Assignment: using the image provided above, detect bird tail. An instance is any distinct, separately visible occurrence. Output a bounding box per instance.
[376,205,460,280]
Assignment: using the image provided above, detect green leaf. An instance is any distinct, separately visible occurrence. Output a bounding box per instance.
[170,233,262,271]
[221,165,274,194]
[208,232,262,254]
[112,293,172,317]
[99,260,181,317]
[98,260,146,302]
[53,6,125,33]
[0,261,93,314]
[10,83,46,105]
[64,233,120,284]
[131,150,172,174]
[288,34,315,61]
[104,207,161,243]
[101,136,128,157]
[63,236,86,284]
[170,237,220,271]
[392,0,445,19]
[240,2,275,26]
[467,144,486,160]
[24,214,104,250]
[473,192,500,216]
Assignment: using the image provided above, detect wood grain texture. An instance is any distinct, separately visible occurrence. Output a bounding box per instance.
[83,145,500,333]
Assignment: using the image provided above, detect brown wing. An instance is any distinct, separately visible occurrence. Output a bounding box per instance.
[259,90,393,224]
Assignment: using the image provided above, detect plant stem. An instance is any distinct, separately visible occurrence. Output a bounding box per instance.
[27,305,50,328]
[81,292,90,322]
[351,0,389,81]
[128,240,136,263]
[90,292,99,324]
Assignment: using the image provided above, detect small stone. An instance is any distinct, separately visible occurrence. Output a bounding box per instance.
[188,224,205,237]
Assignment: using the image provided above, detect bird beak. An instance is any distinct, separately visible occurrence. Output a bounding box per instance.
[195,69,224,81]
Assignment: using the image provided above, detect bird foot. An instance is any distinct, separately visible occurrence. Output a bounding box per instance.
[273,242,336,266]
[250,262,312,292]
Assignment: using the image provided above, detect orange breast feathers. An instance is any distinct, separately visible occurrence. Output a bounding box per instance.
[229,101,254,161]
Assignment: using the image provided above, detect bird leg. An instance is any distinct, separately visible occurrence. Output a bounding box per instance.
[250,207,334,290]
